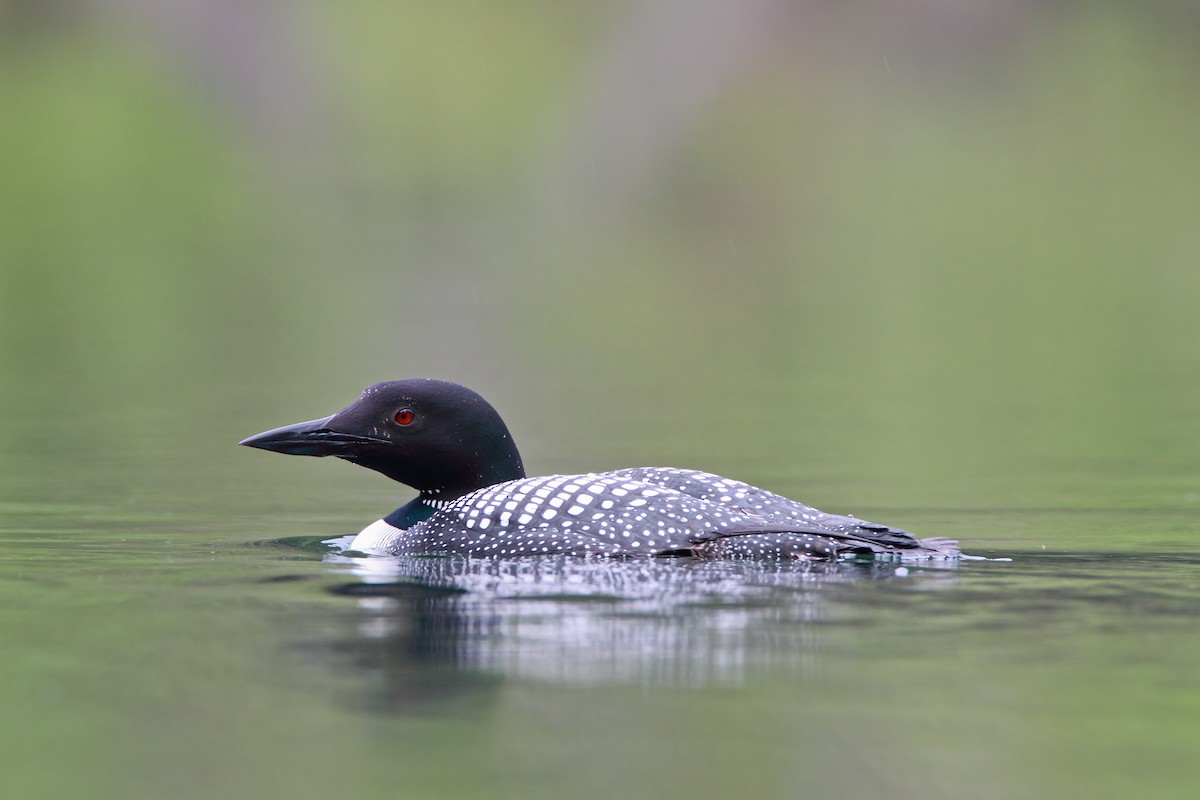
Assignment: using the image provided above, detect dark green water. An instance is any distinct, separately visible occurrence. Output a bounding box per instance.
[5,4,1200,798]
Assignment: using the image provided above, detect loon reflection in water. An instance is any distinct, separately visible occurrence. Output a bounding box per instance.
[312,541,964,702]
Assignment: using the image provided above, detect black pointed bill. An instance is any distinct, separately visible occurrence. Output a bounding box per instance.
[239,415,387,457]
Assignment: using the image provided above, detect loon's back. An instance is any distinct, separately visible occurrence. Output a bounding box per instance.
[351,468,958,559]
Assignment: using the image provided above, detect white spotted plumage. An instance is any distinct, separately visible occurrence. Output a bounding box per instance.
[350,467,957,559]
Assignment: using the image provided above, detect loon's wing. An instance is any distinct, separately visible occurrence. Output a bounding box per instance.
[403,472,940,558]
[407,473,853,557]
[609,467,957,556]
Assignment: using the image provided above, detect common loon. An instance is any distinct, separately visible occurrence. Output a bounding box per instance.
[240,379,958,560]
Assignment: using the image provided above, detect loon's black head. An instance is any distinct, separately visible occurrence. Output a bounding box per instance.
[239,379,526,498]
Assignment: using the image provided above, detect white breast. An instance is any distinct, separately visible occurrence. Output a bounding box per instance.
[349,518,404,553]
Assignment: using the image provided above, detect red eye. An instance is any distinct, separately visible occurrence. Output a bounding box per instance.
[394,408,416,426]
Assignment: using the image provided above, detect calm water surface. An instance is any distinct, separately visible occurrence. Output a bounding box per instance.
[5,468,1200,799]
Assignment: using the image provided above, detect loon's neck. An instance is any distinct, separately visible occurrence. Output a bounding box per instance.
[382,492,454,530]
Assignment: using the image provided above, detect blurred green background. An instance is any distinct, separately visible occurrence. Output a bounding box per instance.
[4,3,1200,799]
[5,1,1200,535]
[4,1,1200,521]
